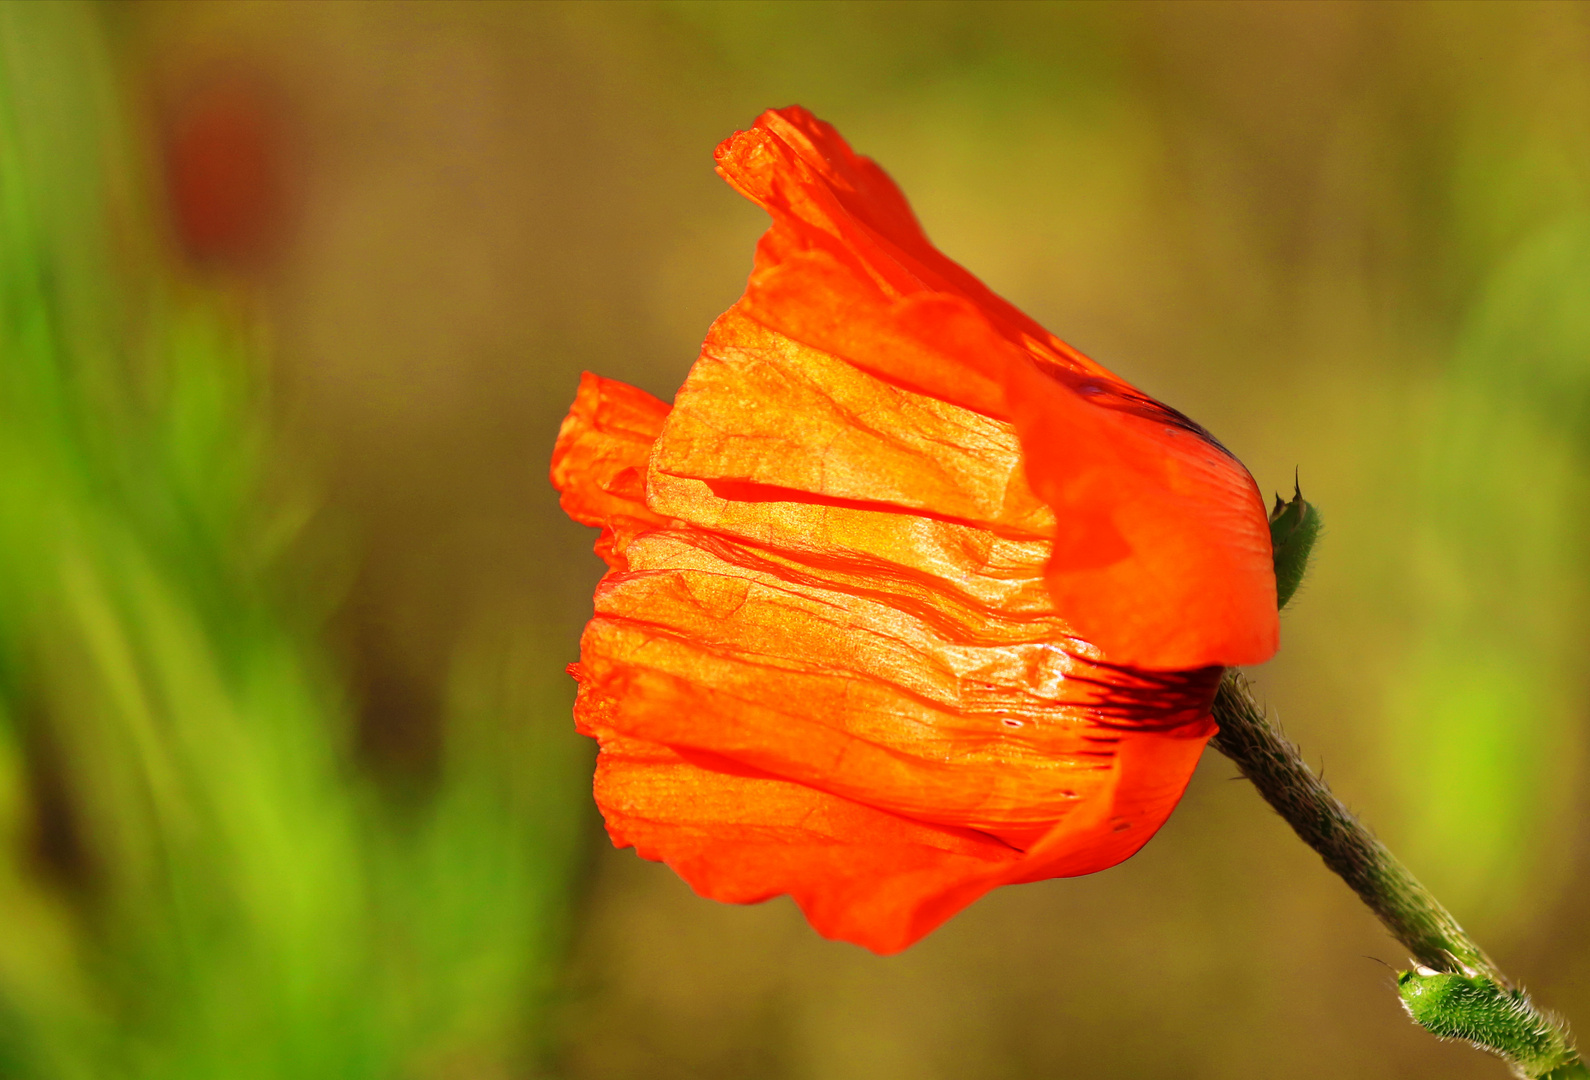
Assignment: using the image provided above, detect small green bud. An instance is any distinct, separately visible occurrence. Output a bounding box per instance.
[1398,967,1578,1078]
[1269,475,1321,610]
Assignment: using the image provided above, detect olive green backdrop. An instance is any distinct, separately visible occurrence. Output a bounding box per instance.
[25,2,1590,1077]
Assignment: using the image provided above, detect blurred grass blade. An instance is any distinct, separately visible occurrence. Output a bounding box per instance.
[0,5,584,1078]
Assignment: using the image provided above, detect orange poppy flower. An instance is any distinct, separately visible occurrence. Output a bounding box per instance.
[551,106,1278,954]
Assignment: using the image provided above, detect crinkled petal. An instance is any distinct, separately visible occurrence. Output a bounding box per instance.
[655,306,1046,533]
[580,525,1218,839]
[716,107,1069,361]
[715,107,1278,669]
[550,372,674,569]
[579,686,1211,954]
[588,728,1020,954]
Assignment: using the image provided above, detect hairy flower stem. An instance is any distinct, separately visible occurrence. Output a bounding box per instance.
[1210,669,1585,1078]
[1210,670,1491,976]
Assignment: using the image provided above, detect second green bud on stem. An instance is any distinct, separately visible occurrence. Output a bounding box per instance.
[1398,969,1584,1079]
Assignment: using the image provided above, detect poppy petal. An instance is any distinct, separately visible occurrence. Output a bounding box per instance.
[715,107,1278,669]
[589,729,1020,954]
[550,372,674,569]
[716,106,1067,358]
[583,696,1211,954]
[741,250,1013,418]
[654,306,1045,532]
[1004,359,1279,668]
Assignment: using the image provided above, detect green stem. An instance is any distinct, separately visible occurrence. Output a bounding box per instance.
[1210,671,1494,978]
[1210,669,1580,1078]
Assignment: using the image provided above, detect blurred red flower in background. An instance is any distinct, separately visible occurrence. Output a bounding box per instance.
[551,107,1278,953]
[164,76,285,268]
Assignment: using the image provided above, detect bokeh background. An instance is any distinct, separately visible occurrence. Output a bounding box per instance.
[2,1,1588,1076]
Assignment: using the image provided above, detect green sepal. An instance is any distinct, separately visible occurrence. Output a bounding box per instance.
[1398,968,1579,1078]
[1269,476,1321,610]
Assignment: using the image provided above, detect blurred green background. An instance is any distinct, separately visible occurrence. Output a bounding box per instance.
[2,0,1587,1077]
